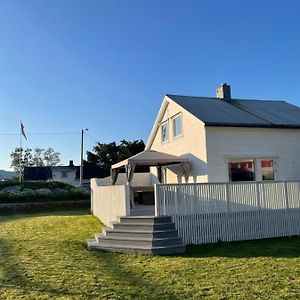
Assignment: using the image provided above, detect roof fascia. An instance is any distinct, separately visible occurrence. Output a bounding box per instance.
[145,95,207,149]
[145,96,170,149]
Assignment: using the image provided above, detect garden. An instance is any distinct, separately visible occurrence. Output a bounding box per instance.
[0,181,90,214]
[1,208,300,299]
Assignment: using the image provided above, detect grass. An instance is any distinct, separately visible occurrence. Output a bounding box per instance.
[0,211,300,300]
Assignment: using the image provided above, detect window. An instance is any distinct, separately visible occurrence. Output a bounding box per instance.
[173,114,182,138]
[161,121,168,143]
[61,171,67,178]
[228,159,255,182]
[261,160,275,180]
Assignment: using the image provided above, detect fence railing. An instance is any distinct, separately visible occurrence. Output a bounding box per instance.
[155,181,300,216]
[154,181,300,244]
[91,179,130,227]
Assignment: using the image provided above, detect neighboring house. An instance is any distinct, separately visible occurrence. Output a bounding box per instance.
[51,161,78,186]
[24,160,105,186]
[146,83,300,183]
[23,166,52,181]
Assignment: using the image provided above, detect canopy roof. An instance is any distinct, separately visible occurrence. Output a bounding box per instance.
[111,150,189,169]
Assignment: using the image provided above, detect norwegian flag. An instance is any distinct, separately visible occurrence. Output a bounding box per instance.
[20,121,27,140]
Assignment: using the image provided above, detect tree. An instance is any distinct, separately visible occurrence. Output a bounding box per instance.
[32,148,45,166]
[10,147,34,172]
[86,139,146,176]
[43,148,60,166]
[10,147,61,172]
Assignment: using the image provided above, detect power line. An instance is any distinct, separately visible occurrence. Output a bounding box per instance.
[85,133,101,142]
[0,131,80,136]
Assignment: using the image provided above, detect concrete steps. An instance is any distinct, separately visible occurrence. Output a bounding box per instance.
[87,216,185,255]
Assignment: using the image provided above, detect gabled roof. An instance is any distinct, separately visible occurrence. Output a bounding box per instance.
[112,150,188,169]
[167,94,300,128]
[24,165,105,181]
[145,93,300,149]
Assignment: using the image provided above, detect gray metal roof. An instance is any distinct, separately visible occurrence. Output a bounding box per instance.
[167,94,300,128]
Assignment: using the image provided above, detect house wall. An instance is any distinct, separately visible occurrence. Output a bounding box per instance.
[206,127,300,182]
[97,173,155,186]
[149,98,208,183]
[52,168,79,186]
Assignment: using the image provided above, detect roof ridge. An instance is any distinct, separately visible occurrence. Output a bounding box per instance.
[167,94,285,102]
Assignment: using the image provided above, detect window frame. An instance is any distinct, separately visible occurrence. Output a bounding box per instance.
[227,157,277,182]
[172,113,183,139]
[61,171,68,178]
[228,158,256,182]
[161,120,169,143]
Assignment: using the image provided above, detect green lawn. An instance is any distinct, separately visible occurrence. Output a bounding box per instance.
[0,211,300,300]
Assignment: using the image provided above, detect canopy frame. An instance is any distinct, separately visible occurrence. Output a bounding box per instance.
[110,150,190,185]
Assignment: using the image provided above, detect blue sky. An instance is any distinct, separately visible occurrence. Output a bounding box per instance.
[0,0,299,170]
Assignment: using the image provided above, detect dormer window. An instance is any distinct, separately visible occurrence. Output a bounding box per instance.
[161,121,169,143]
[173,114,182,138]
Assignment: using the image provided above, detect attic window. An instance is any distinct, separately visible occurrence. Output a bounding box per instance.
[173,114,182,137]
[161,121,169,143]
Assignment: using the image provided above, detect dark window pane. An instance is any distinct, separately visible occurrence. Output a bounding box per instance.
[261,160,274,180]
[161,122,168,142]
[229,160,255,181]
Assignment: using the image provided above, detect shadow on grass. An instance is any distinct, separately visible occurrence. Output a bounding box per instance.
[0,238,88,298]
[183,236,300,258]
[88,250,180,299]
[1,234,179,299]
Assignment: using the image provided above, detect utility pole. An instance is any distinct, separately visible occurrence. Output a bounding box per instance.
[80,128,88,187]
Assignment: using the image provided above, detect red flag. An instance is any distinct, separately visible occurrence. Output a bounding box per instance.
[20,121,27,140]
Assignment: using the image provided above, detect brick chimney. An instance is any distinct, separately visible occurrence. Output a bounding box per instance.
[69,160,74,167]
[216,83,231,100]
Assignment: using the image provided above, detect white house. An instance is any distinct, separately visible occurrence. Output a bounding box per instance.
[89,84,300,254]
[145,83,300,184]
[51,163,78,186]
[25,160,105,187]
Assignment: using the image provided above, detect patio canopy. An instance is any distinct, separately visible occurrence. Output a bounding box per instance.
[110,149,190,185]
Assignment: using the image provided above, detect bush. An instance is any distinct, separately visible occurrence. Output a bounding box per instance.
[0,181,90,203]
[0,200,90,215]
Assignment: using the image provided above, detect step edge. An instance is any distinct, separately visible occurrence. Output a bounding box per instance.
[88,240,185,251]
[112,222,175,226]
[104,229,178,234]
[97,236,182,242]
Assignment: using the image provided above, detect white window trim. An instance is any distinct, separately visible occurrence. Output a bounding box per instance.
[226,156,277,182]
[172,113,183,139]
[161,120,169,144]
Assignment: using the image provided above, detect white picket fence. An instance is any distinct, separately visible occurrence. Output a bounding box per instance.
[91,179,130,227]
[154,181,300,244]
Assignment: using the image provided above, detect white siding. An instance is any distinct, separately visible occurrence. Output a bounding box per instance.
[52,169,78,186]
[149,98,208,183]
[206,127,300,182]
[97,173,155,186]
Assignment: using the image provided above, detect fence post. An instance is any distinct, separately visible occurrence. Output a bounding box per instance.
[125,185,131,216]
[154,184,159,216]
[225,183,230,213]
[256,182,260,210]
[90,179,94,213]
[284,181,289,210]
[174,185,178,215]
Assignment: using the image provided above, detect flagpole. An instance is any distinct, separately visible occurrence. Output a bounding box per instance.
[19,121,22,183]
